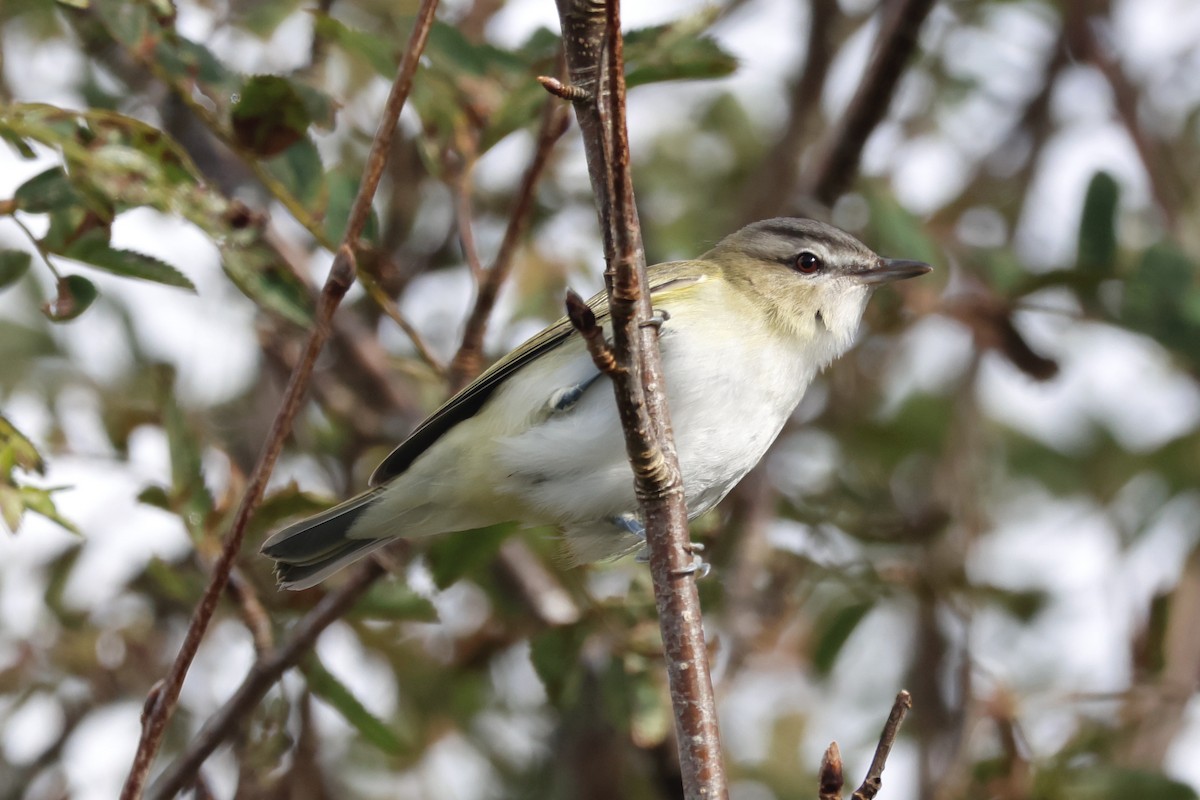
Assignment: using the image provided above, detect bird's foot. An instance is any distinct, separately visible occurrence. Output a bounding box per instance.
[615,515,709,578]
[639,308,671,330]
[673,546,712,579]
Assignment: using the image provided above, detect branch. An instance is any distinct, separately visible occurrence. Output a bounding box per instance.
[817,691,912,800]
[145,561,387,800]
[225,569,274,655]
[447,95,570,391]
[798,0,936,206]
[739,0,839,222]
[552,1,726,797]
[1068,0,1187,228]
[852,691,913,800]
[118,2,441,796]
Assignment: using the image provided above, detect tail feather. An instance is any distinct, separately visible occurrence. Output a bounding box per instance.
[261,488,388,590]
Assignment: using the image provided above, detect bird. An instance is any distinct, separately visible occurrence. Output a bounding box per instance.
[261,217,932,589]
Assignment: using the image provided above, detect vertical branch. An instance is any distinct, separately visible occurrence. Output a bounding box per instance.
[118,2,441,796]
[798,0,937,206]
[551,1,728,797]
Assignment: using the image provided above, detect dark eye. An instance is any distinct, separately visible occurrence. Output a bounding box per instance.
[794,251,823,274]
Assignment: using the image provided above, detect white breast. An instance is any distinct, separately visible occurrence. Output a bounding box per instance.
[660,285,816,515]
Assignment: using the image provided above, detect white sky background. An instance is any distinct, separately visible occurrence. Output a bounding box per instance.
[2,0,1200,798]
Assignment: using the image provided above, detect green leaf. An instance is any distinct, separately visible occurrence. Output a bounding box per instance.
[14,166,81,212]
[812,598,875,675]
[0,415,45,475]
[1061,767,1198,800]
[864,190,941,267]
[1122,242,1199,363]
[424,522,517,589]
[426,21,528,77]
[0,250,31,290]
[43,274,98,321]
[20,485,79,534]
[301,655,406,756]
[348,581,438,622]
[529,626,587,704]
[312,14,396,77]
[0,104,313,322]
[219,244,312,327]
[628,669,671,747]
[0,128,38,159]
[1078,171,1120,276]
[322,168,377,245]
[0,321,58,382]
[65,231,195,290]
[136,484,172,511]
[624,21,738,87]
[0,485,23,533]
[42,205,111,253]
[976,585,1048,622]
[157,366,213,537]
[231,75,316,157]
[265,136,326,208]
[165,42,238,94]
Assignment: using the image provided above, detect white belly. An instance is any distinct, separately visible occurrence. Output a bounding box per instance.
[493,282,817,528]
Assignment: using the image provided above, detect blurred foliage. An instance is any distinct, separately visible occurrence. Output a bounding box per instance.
[1,1,1199,799]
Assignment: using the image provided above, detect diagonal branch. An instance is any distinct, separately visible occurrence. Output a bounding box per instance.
[447,95,570,391]
[118,2,441,796]
[740,0,840,222]
[551,1,727,797]
[1067,0,1187,228]
[852,691,913,800]
[145,561,387,800]
[798,0,937,206]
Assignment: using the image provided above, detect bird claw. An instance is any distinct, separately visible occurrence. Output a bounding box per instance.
[639,308,671,330]
[671,554,712,580]
[627,526,710,579]
[673,542,710,579]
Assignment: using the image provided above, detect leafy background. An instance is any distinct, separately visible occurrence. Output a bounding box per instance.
[2,0,1199,798]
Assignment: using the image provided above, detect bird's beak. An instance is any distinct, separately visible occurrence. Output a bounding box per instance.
[857,258,933,285]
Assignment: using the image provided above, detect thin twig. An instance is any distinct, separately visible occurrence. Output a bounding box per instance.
[120,246,356,800]
[145,561,387,800]
[739,0,839,222]
[1070,0,1185,228]
[447,95,570,391]
[798,0,936,206]
[554,1,726,797]
[450,144,486,282]
[266,227,432,401]
[358,272,447,375]
[225,569,274,655]
[493,539,581,627]
[852,691,913,800]
[119,2,440,795]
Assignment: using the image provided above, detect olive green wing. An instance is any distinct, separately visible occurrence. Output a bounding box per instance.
[368,269,704,486]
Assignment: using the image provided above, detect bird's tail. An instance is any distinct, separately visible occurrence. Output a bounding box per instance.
[260,488,390,590]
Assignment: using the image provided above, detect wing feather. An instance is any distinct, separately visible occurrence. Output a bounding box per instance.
[368,270,704,485]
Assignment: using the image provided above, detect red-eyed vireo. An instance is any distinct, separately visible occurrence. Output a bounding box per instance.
[262,218,931,589]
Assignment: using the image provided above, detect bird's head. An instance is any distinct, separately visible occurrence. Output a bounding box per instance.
[704,217,931,347]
